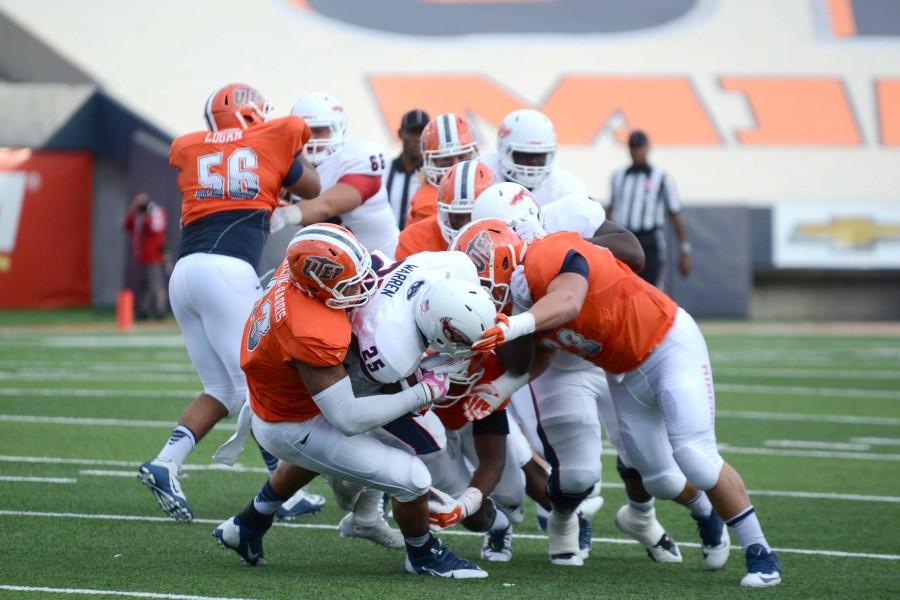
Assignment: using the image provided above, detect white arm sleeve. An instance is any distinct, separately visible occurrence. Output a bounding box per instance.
[312,376,429,436]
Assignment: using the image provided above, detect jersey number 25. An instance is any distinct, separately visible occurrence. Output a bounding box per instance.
[196,148,259,200]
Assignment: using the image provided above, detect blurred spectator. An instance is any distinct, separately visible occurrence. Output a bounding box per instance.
[124,193,168,319]
[609,130,691,289]
[383,109,429,229]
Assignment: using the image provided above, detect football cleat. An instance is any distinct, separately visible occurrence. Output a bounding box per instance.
[548,510,583,566]
[137,459,193,522]
[275,489,326,521]
[740,544,782,587]
[694,511,730,570]
[576,495,604,559]
[405,538,488,579]
[213,516,266,566]
[338,513,404,550]
[481,524,513,562]
[615,505,682,563]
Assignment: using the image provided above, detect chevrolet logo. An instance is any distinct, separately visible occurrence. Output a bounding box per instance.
[793,217,900,250]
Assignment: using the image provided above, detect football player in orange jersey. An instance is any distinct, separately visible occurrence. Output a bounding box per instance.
[405,114,479,226]
[396,159,493,260]
[138,83,321,523]
[213,224,486,579]
[455,220,782,588]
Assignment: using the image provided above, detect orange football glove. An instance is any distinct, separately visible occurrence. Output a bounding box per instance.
[472,313,511,353]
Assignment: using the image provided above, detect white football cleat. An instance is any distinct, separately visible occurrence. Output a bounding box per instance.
[481,524,513,562]
[276,489,326,521]
[548,510,583,566]
[339,513,404,550]
[693,512,730,570]
[137,458,193,522]
[615,504,682,563]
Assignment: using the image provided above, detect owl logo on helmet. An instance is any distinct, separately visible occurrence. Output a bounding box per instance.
[414,279,496,358]
[420,114,479,186]
[440,317,473,346]
[286,223,376,309]
[203,83,272,131]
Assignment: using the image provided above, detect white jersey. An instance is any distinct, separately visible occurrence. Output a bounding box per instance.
[309,140,399,257]
[481,152,587,207]
[351,251,479,385]
[542,194,606,238]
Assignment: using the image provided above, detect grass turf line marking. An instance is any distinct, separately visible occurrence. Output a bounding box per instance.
[717,410,900,426]
[0,389,196,398]
[763,440,872,451]
[852,437,900,446]
[0,415,237,430]
[716,384,900,400]
[1,510,898,561]
[714,367,900,380]
[0,585,259,600]
[717,443,900,461]
[0,476,75,484]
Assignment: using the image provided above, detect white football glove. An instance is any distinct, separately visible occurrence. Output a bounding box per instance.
[270,203,303,234]
[414,369,451,409]
[462,371,530,421]
[511,215,547,242]
[427,486,483,530]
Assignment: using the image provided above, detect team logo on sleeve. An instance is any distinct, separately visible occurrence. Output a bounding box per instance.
[465,230,493,272]
[440,317,472,345]
[246,300,272,352]
[302,256,345,281]
[406,279,426,300]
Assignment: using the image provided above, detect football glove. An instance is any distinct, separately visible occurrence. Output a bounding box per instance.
[270,203,303,234]
[472,312,536,353]
[462,371,529,421]
[427,486,483,530]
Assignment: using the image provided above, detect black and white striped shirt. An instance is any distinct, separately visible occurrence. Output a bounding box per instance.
[609,165,681,233]
[382,156,422,229]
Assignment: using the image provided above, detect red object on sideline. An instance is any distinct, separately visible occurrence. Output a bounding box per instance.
[117,289,134,331]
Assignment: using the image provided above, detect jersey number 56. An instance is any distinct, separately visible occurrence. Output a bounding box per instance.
[196,148,259,200]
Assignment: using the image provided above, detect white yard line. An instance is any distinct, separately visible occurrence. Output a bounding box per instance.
[716,384,900,400]
[0,510,897,561]
[0,415,235,430]
[717,410,900,426]
[0,476,75,484]
[599,481,900,503]
[0,360,193,372]
[851,437,900,446]
[0,585,259,600]
[0,456,266,473]
[763,440,872,451]
[37,335,186,348]
[0,372,198,383]
[0,389,196,398]
[717,443,900,462]
[714,367,900,380]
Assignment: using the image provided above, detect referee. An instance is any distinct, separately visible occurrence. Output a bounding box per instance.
[383,109,429,229]
[609,130,691,289]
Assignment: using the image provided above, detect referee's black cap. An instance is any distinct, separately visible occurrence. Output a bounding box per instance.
[400,109,430,132]
[628,130,649,147]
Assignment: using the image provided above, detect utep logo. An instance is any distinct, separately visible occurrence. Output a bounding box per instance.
[440,317,472,345]
[407,279,426,300]
[233,87,262,106]
[465,230,493,273]
[246,300,271,352]
[302,255,345,281]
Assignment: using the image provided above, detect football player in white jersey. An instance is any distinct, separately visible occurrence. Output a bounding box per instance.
[480,109,586,207]
[467,183,730,570]
[270,93,399,257]
[349,251,541,564]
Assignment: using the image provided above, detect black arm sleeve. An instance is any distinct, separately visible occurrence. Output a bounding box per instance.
[472,408,511,436]
[559,250,589,279]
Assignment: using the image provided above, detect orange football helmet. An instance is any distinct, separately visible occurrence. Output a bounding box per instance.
[286,223,376,309]
[420,114,479,186]
[436,160,495,243]
[449,218,526,313]
[203,83,272,131]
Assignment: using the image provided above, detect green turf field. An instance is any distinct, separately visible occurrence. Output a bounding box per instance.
[1,320,899,599]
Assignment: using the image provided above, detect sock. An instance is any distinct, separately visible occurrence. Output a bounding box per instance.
[237,500,275,533]
[686,492,713,519]
[259,447,279,473]
[489,507,510,532]
[404,532,434,557]
[726,506,770,552]
[351,488,383,527]
[157,425,196,466]
[629,497,655,513]
[252,481,287,515]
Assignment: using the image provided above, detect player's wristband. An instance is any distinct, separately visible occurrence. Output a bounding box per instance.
[490,371,530,401]
[507,312,537,341]
[680,242,692,254]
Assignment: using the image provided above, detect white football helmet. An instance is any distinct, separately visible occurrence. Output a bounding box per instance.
[414,278,496,358]
[471,181,543,226]
[291,93,347,165]
[497,109,557,190]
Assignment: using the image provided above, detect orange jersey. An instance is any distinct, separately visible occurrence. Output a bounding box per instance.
[433,353,505,431]
[170,116,310,225]
[524,232,677,374]
[241,261,351,423]
[395,216,446,259]
[406,183,438,225]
